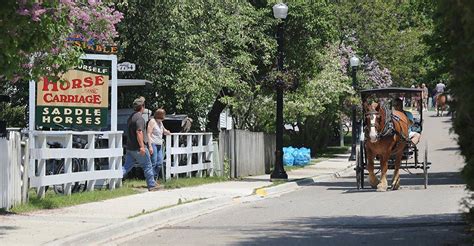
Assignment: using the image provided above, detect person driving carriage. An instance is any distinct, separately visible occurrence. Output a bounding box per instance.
[393,98,421,145]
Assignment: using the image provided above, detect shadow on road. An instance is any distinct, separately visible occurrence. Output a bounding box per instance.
[437,146,460,151]
[297,172,465,193]
[0,226,20,238]
[231,213,469,246]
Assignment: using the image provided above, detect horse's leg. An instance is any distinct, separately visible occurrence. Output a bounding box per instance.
[377,155,389,192]
[367,150,379,188]
[391,149,403,190]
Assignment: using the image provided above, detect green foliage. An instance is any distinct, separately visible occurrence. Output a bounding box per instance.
[117,1,339,132]
[430,1,474,191]
[0,1,76,82]
[284,45,351,124]
[335,1,435,86]
[117,1,274,122]
[0,103,26,128]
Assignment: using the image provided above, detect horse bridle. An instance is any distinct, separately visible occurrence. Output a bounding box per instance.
[364,111,379,128]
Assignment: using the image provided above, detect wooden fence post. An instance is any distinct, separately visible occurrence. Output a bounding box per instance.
[165,135,171,181]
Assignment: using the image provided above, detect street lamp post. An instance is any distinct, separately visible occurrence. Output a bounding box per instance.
[349,56,360,161]
[270,3,288,180]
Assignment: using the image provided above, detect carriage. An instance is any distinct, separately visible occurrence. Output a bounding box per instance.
[354,87,431,190]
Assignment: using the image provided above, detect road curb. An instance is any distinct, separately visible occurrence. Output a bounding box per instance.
[48,196,235,246]
[255,163,355,197]
[50,163,355,245]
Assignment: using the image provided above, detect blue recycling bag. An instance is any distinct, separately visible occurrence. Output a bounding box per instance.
[293,147,311,166]
[283,147,296,166]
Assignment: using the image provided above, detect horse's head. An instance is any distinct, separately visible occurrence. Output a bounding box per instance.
[364,102,385,143]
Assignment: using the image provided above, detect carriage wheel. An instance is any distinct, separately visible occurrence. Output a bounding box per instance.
[423,143,429,189]
[355,144,365,190]
[359,142,365,189]
[355,147,361,190]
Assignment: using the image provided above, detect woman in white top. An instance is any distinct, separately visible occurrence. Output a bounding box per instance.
[147,109,171,180]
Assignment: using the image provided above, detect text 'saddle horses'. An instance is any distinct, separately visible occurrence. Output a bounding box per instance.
[364,102,410,191]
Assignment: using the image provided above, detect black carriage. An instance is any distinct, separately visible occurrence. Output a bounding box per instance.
[354,87,431,189]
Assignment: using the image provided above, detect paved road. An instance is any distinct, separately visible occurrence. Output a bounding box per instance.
[120,111,471,246]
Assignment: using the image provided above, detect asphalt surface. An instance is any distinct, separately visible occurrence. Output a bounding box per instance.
[119,111,471,246]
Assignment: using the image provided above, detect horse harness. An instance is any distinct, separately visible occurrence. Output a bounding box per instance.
[365,104,410,148]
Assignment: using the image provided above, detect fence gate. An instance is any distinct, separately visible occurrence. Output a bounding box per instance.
[0,132,22,210]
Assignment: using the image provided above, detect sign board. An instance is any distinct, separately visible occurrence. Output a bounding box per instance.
[36,64,109,129]
[67,34,119,54]
[117,62,136,72]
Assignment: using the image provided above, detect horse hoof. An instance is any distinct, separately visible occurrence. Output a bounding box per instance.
[376,183,387,192]
[369,181,379,189]
[392,184,400,190]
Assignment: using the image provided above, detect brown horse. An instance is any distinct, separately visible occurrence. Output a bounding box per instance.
[364,102,410,191]
[436,94,447,116]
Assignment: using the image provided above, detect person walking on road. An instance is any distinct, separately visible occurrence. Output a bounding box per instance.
[122,96,160,191]
[421,83,429,111]
[147,109,171,181]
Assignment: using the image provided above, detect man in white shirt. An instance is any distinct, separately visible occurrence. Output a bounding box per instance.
[434,82,446,108]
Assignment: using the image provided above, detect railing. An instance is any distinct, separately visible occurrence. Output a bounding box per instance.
[29,131,123,198]
[0,131,26,210]
[165,133,214,180]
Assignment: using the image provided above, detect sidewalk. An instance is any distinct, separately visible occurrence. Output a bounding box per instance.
[0,153,353,246]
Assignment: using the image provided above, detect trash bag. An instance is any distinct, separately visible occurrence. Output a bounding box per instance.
[283,146,295,166]
[294,147,311,166]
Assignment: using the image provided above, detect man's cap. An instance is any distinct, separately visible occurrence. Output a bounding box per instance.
[133,96,145,108]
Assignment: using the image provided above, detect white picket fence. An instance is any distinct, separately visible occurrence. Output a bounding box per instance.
[0,132,28,210]
[165,133,214,180]
[29,131,123,198]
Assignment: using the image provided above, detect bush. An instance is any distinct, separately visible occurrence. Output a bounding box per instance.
[0,103,26,128]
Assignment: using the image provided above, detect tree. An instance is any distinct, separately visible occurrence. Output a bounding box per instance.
[0,1,123,83]
[430,0,474,191]
[334,1,434,87]
[117,1,275,133]
[0,1,123,127]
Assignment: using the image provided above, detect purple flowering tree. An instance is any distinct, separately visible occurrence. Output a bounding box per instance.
[1,0,123,83]
[338,42,393,89]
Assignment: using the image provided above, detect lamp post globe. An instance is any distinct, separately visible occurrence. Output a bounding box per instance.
[349,55,360,161]
[270,3,288,180]
[350,56,361,68]
[273,3,288,19]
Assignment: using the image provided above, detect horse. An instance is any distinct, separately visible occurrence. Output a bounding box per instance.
[436,94,447,116]
[363,102,410,191]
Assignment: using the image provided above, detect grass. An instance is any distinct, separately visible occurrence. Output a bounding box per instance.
[7,176,230,214]
[316,146,351,158]
[10,187,138,214]
[315,134,352,158]
[127,197,206,219]
[123,176,229,190]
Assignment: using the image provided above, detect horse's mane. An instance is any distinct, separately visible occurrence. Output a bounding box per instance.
[373,103,394,139]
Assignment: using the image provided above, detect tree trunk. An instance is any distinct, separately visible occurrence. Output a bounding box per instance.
[206,88,233,135]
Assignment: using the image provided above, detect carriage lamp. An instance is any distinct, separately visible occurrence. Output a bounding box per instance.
[270,3,289,180]
[349,55,360,161]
